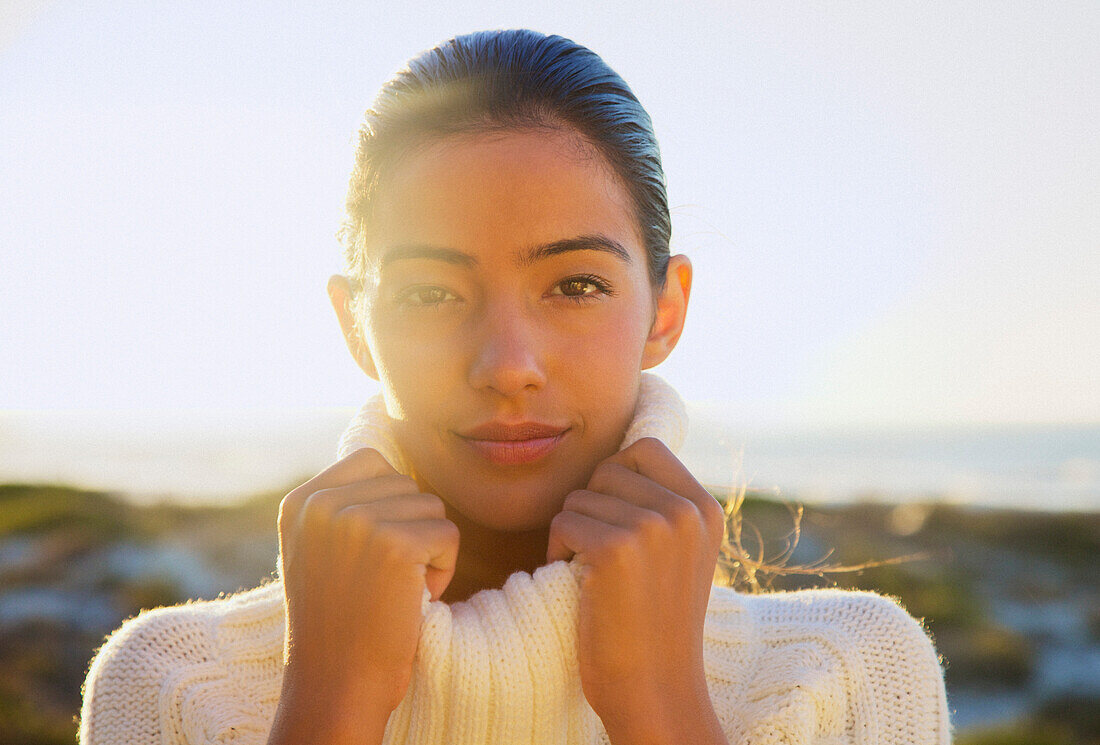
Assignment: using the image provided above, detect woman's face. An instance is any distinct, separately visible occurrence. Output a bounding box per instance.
[338,126,688,532]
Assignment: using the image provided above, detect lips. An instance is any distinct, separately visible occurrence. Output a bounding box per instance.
[457,421,570,465]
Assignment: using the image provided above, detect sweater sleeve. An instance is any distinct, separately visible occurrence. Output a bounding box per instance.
[703,587,952,745]
[79,588,284,745]
[835,592,952,745]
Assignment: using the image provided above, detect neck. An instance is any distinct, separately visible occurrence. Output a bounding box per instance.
[440,503,551,604]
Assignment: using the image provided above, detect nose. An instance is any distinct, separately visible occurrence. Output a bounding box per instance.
[467,303,548,397]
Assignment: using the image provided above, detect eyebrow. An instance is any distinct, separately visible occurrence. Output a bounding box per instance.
[379,244,478,269]
[520,234,633,266]
[378,234,633,270]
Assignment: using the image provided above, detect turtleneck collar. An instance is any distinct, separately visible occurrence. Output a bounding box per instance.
[327,374,689,742]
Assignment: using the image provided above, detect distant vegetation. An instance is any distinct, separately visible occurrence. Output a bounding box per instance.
[1,483,1098,744]
[724,494,1100,744]
[0,484,283,745]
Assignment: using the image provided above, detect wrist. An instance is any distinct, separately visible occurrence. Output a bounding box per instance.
[268,703,389,745]
[268,662,395,745]
[599,674,725,745]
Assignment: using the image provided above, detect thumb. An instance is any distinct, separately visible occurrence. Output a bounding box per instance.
[545,518,575,564]
[425,564,455,602]
[423,519,460,602]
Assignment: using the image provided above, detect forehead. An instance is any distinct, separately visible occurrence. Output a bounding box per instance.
[367,126,644,261]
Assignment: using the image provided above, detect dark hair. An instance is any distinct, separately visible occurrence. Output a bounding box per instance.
[339,29,671,288]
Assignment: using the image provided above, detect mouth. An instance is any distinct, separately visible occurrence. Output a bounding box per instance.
[456,421,570,466]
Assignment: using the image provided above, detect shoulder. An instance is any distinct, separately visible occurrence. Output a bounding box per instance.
[79,581,285,745]
[704,586,951,744]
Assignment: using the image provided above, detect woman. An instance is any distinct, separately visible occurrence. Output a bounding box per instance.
[80,30,951,745]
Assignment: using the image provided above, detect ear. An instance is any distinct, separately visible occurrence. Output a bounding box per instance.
[327,274,379,380]
[641,254,692,369]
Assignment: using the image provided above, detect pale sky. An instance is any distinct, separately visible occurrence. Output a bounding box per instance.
[2,1,1097,426]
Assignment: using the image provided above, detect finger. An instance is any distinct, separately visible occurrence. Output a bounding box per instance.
[561,488,659,530]
[332,511,460,600]
[382,517,460,602]
[421,519,461,601]
[546,510,630,566]
[338,492,448,524]
[280,448,399,528]
[296,476,421,533]
[601,438,722,527]
[281,475,419,574]
[586,462,682,513]
[585,462,713,541]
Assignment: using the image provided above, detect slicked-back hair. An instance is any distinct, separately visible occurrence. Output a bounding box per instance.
[340,29,671,288]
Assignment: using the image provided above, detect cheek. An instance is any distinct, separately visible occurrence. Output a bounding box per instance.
[562,291,652,359]
[366,313,463,421]
[552,305,651,408]
[575,314,645,370]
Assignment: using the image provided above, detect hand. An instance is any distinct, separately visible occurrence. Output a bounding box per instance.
[546,437,727,744]
[268,448,460,745]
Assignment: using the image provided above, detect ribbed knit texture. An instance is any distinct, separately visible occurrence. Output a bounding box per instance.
[79,374,951,744]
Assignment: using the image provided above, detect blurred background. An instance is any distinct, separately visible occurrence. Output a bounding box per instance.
[1,1,1097,743]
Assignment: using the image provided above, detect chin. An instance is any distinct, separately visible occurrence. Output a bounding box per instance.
[410,435,613,532]
[449,483,566,532]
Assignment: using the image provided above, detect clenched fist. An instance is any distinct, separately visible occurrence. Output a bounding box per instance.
[268,448,460,745]
[547,437,728,744]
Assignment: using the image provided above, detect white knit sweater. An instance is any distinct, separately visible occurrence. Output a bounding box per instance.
[79,375,952,744]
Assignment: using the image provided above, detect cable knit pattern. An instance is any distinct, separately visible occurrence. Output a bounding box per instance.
[80,374,951,744]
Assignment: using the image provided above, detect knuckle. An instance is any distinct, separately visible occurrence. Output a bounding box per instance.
[549,509,572,532]
[302,488,342,522]
[422,493,448,519]
[600,462,633,485]
[602,530,640,566]
[562,489,589,512]
[369,524,412,562]
[588,462,616,486]
[633,436,669,456]
[589,462,632,493]
[441,519,461,545]
[634,510,669,542]
[345,446,395,475]
[277,491,307,532]
[665,497,700,531]
[335,506,377,538]
[701,495,725,530]
[549,510,581,544]
[379,473,417,491]
[346,445,382,463]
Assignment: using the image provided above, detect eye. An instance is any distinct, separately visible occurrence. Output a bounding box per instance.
[396,286,459,308]
[550,274,614,300]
